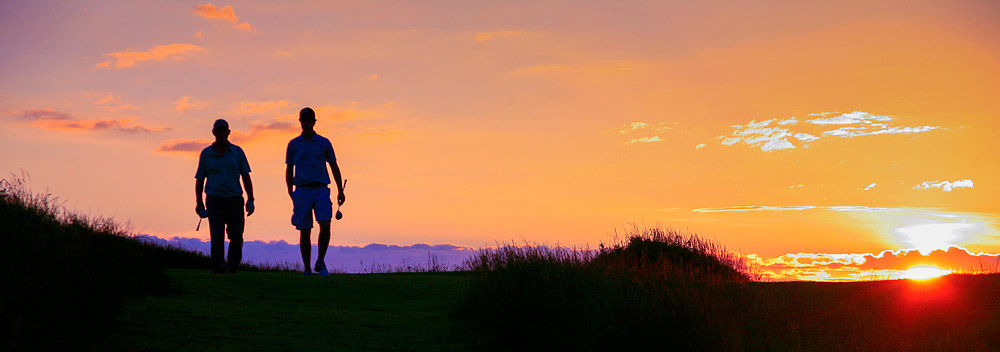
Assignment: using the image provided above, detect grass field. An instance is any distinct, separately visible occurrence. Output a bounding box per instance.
[100,270,1000,352]
[109,270,486,351]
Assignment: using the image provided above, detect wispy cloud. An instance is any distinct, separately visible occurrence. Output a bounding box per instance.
[474,30,524,42]
[154,138,212,154]
[20,108,166,133]
[694,205,818,213]
[193,4,258,33]
[693,205,893,213]
[174,96,210,114]
[94,94,135,111]
[238,100,289,114]
[96,43,204,69]
[913,179,974,192]
[607,121,671,145]
[314,103,387,123]
[720,119,797,152]
[715,111,942,152]
[22,108,72,121]
[94,94,121,105]
[862,182,877,191]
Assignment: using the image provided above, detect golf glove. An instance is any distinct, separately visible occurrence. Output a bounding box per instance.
[245,199,255,216]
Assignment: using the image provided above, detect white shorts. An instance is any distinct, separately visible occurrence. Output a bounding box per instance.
[291,187,333,230]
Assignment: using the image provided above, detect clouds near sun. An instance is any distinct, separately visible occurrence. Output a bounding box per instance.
[96,43,204,69]
[754,247,1000,281]
[716,111,942,152]
[913,179,974,192]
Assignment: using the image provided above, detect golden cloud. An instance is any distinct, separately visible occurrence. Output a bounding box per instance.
[175,96,210,114]
[96,43,204,69]
[193,3,258,33]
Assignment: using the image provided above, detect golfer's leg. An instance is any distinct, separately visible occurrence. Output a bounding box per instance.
[315,188,334,263]
[226,198,245,273]
[292,188,315,273]
[317,220,331,263]
[206,197,226,273]
[299,228,312,272]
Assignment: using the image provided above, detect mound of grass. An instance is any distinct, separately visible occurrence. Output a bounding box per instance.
[460,227,761,351]
[1,173,234,349]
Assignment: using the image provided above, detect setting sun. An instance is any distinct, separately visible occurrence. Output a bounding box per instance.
[901,266,952,281]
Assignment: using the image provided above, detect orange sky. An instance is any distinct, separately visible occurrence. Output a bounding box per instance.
[2,1,998,280]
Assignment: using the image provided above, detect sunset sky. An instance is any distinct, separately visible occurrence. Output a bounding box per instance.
[2,1,998,280]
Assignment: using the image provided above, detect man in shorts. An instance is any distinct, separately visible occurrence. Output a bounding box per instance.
[195,119,255,274]
[285,107,346,276]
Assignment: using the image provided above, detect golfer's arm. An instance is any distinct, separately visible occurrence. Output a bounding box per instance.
[285,164,294,198]
[241,173,254,201]
[195,178,205,207]
[330,161,343,194]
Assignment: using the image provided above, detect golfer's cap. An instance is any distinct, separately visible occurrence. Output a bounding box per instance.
[213,119,229,131]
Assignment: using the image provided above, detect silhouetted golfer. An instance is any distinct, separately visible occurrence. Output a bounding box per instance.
[195,119,255,274]
[286,107,345,276]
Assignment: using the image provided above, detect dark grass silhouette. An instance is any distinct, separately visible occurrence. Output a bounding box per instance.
[460,227,762,351]
[0,173,284,350]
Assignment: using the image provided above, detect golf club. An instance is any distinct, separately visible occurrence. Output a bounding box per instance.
[335,179,347,220]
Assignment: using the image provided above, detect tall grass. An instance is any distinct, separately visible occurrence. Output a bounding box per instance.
[461,227,763,351]
[1,173,162,349]
[0,172,283,349]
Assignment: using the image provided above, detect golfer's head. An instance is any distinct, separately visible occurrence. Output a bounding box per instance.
[299,107,316,131]
[212,119,230,139]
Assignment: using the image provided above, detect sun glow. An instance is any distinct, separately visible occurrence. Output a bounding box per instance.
[894,223,975,255]
[900,266,952,281]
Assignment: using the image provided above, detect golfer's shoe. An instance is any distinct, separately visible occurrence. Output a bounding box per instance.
[303,268,312,276]
[315,261,330,276]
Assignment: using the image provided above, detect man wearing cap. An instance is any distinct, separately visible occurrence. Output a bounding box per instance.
[286,107,345,276]
[196,119,255,274]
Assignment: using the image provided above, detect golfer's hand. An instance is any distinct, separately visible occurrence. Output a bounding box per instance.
[337,192,345,206]
[196,203,205,217]
[245,199,255,217]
